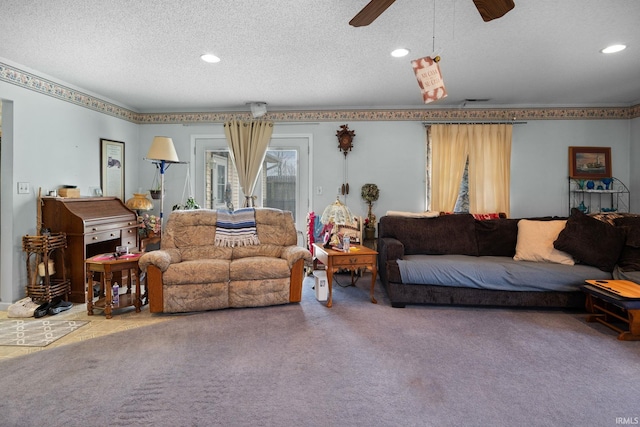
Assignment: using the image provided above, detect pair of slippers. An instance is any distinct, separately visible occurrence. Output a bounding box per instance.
[34,300,73,318]
[7,297,41,318]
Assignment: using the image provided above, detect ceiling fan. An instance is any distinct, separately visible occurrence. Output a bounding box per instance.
[349,0,515,27]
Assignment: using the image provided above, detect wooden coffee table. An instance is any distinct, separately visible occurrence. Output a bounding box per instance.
[312,243,378,308]
[581,280,640,341]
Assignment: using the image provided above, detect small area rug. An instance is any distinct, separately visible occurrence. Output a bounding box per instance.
[0,319,88,347]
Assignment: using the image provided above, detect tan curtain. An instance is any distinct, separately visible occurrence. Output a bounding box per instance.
[425,127,432,211]
[467,124,512,216]
[430,124,469,212]
[223,119,274,207]
[430,124,512,216]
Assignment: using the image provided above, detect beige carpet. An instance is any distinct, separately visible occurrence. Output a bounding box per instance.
[1,274,639,427]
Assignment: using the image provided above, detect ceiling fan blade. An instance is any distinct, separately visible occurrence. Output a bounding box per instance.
[472,0,515,22]
[349,0,397,27]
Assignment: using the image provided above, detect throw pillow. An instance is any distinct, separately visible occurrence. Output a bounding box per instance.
[612,216,640,271]
[553,208,625,272]
[590,212,625,226]
[472,213,504,220]
[514,219,575,265]
[614,216,640,247]
[475,218,519,257]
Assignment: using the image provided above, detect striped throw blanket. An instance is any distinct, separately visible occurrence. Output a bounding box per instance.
[215,208,260,247]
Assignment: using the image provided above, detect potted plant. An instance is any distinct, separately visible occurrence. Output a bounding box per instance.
[172,196,201,211]
[149,188,162,200]
[149,169,161,199]
[138,213,161,238]
[361,183,379,240]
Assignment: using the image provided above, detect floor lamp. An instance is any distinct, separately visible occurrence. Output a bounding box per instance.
[146,136,180,227]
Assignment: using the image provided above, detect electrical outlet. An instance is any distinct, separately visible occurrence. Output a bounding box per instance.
[17,182,30,194]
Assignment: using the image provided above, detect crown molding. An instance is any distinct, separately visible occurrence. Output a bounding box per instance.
[2,61,639,124]
[0,61,137,122]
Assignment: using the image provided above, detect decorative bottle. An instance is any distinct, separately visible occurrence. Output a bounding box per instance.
[112,282,120,306]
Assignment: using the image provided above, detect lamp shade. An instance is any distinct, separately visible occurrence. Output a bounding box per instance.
[147,136,179,162]
[126,193,154,212]
[321,197,354,225]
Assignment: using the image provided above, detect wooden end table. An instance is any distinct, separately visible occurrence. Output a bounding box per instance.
[86,253,143,319]
[581,280,640,341]
[312,243,378,308]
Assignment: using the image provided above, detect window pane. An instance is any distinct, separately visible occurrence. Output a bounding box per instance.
[204,148,298,215]
[205,150,239,209]
[196,135,308,233]
[262,149,297,218]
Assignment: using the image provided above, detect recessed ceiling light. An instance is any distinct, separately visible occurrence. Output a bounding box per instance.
[201,53,221,63]
[601,44,626,54]
[391,48,410,58]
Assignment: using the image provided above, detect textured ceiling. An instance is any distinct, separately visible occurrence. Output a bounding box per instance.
[1,0,639,113]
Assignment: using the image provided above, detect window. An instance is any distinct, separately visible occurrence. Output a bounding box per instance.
[426,124,512,215]
[194,134,310,232]
[205,152,231,209]
[261,149,298,216]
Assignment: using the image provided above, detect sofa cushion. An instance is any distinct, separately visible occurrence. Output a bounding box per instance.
[230,257,290,281]
[612,216,640,271]
[165,210,218,248]
[378,214,478,256]
[624,226,640,249]
[180,246,233,262]
[514,219,574,265]
[163,282,229,312]
[398,254,608,291]
[255,208,298,246]
[614,216,640,247]
[554,208,625,272]
[162,259,230,285]
[475,218,519,257]
[616,246,640,271]
[229,278,290,308]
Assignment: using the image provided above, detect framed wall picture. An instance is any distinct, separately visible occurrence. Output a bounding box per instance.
[100,138,125,199]
[568,146,611,179]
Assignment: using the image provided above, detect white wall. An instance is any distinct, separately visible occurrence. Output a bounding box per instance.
[137,120,633,221]
[136,121,427,225]
[0,81,139,308]
[510,120,631,218]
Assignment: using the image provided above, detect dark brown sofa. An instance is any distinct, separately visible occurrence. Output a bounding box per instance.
[377,210,640,308]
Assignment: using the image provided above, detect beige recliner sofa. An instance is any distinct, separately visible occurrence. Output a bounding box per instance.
[139,208,312,313]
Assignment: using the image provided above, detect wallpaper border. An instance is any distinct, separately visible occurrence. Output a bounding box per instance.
[2,61,639,124]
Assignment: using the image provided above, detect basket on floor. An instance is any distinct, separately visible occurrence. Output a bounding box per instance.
[22,233,70,303]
